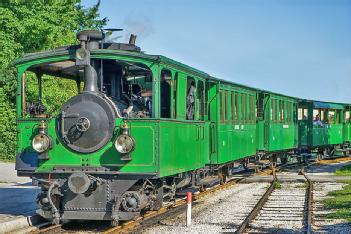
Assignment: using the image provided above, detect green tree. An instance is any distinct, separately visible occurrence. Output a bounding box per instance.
[0,0,107,161]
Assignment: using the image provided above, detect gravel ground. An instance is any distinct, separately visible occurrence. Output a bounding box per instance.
[144,183,269,234]
[313,182,351,234]
[247,182,307,234]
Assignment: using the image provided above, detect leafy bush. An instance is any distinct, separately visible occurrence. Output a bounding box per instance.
[0,0,107,161]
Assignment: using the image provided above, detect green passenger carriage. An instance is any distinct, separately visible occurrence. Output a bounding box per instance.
[256,92,298,163]
[298,100,349,157]
[13,30,351,225]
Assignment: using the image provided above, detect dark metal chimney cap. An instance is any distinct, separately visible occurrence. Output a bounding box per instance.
[77,30,104,42]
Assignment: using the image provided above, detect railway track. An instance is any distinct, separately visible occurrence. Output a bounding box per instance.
[35,159,345,234]
[35,177,244,234]
[235,168,313,234]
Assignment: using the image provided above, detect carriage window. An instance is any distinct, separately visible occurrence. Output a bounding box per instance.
[298,107,308,120]
[276,100,279,122]
[220,91,224,123]
[173,73,178,118]
[249,95,255,124]
[231,92,235,123]
[197,81,204,120]
[224,91,229,123]
[186,77,196,120]
[329,111,335,124]
[257,93,264,119]
[345,111,350,123]
[286,102,291,122]
[313,109,320,121]
[335,110,341,124]
[160,69,172,118]
[235,92,239,124]
[298,108,302,120]
[272,99,276,122]
[280,100,284,122]
[321,109,326,122]
[241,93,246,124]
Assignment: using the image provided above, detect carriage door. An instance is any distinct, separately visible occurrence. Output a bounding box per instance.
[208,81,218,163]
[298,103,310,147]
[256,92,266,150]
[196,80,205,163]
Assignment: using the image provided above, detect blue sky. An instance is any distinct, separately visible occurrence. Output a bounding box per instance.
[82,0,351,103]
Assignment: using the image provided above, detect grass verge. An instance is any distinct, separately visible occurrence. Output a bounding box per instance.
[322,164,351,221]
[335,165,351,176]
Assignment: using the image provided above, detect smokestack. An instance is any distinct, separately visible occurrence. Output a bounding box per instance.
[129,34,137,45]
[83,65,99,93]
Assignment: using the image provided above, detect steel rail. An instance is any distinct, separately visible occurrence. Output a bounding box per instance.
[301,169,313,234]
[235,169,277,234]
[36,224,62,234]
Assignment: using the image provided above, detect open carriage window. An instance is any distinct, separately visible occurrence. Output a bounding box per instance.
[249,95,255,124]
[186,77,196,120]
[173,73,178,118]
[197,80,204,120]
[335,110,341,124]
[313,109,319,121]
[272,99,277,122]
[286,102,292,123]
[220,91,224,123]
[279,100,284,123]
[298,107,308,120]
[160,69,172,118]
[345,110,350,123]
[328,111,335,124]
[224,91,229,123]
[241,93,247,124]
[231,92,235,123]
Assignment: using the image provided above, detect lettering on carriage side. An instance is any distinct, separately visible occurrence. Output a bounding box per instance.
[234,125,240,130]
[223,141,226,146]
[241,125,244,129]
[283,124,289,128]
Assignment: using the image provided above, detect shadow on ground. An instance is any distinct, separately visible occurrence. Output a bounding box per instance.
[0,185,39,216]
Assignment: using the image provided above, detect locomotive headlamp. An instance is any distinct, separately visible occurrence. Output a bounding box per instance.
[32,133,51,153]
[75,48,90,66]
[115,122,135,159]
[115,134,135,154]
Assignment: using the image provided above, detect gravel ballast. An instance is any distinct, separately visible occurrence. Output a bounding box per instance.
[145,183,269,234]
[247,182,307,234]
